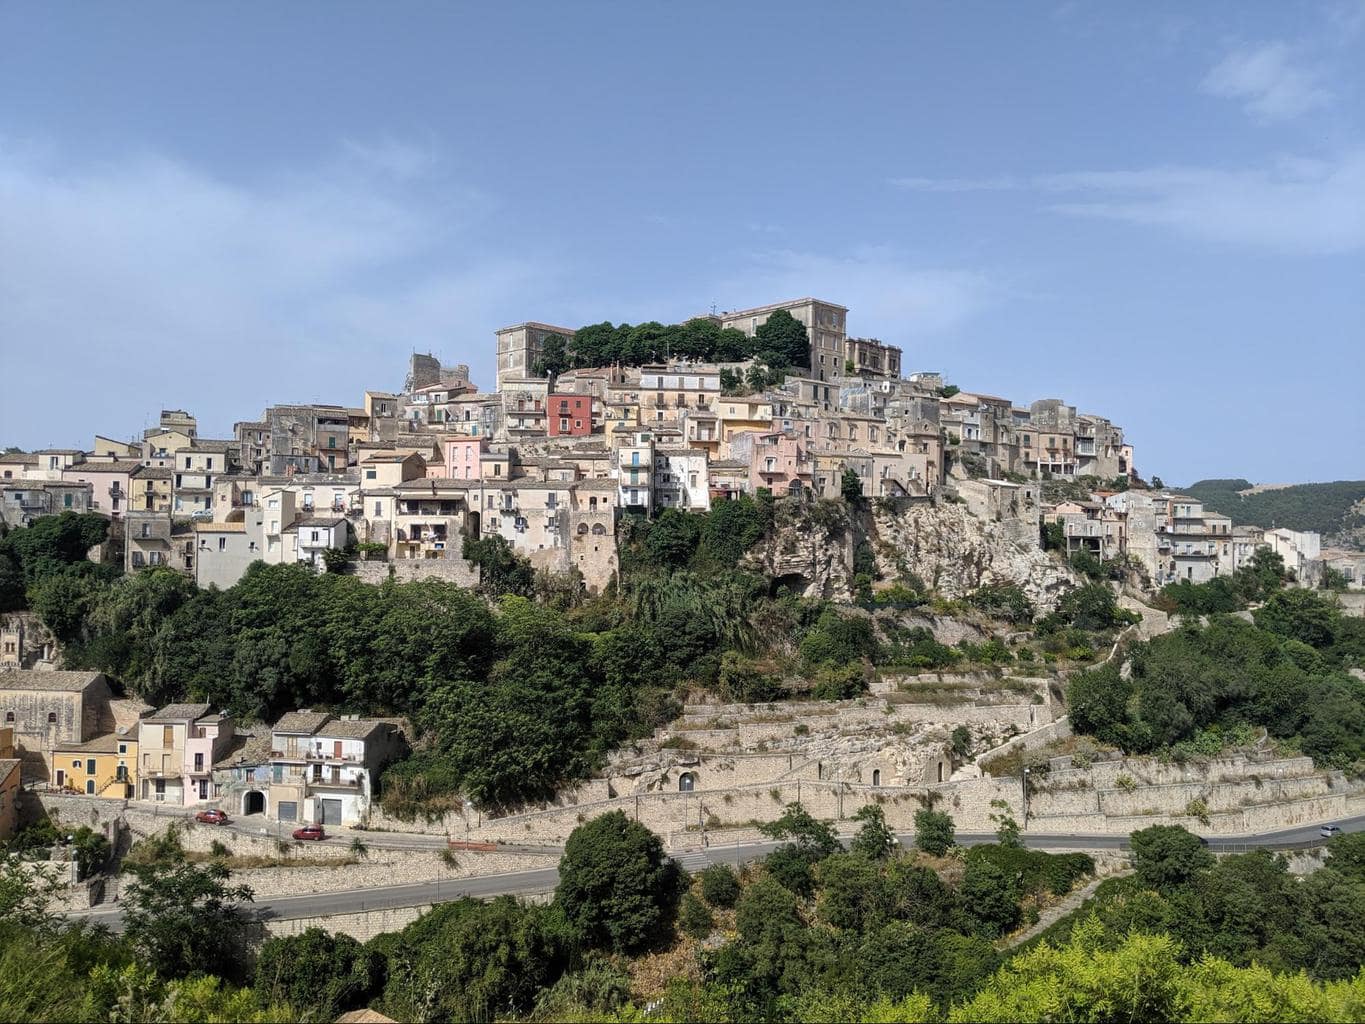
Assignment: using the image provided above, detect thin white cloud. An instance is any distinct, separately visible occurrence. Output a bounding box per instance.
[724,247,997,341]
[1041,151,1365,255]
[1201,42,1331,121]
[889,150,1365,255]
[0,143,539,446]
[889,175,1022,193]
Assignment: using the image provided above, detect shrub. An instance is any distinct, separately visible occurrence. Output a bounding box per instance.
[678,892,714,940]
[700,864,741,908]
[913,809,955,856]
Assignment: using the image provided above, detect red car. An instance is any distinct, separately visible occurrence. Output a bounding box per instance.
[195,809,230,825]
[292,824,326,841]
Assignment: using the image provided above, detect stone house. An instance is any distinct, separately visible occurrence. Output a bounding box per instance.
[0,670,113,779]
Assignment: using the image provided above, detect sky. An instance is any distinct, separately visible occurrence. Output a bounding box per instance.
[1,2,1362,484]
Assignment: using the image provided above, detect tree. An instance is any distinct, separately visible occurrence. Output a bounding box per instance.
[461,534,534,598]
[752,309,810,369]
[644,509,701,570]
[678,892,714,940]
[989,799,1021,848]
[1320,567,1350,592]
[939,384,961,398]
[555,812,682,953]
[378,897,569,1022]
[255,927,379,1022]
[699,863,741,908]
[816,853,885,930]
[1129,824,1214,892]
[531,333,571,377]
[849,803,897,860]
[122,853,254,982]
[759,802,842,896]
[913,808,956,856]
[719,367,742,394]
[961,856,1021,938]
[1254,588,1339,648]
[841,468,864,504]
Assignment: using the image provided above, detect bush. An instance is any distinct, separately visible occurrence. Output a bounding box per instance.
[700,864,741,908]
[1129,825,1214,892]
[913,809,955,856]
[964,844,1094,898]
[678,892,714,940]
[554,812,683,953]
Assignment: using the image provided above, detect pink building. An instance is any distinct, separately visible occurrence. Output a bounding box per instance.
[432,437,488,481]
[747,431,813,495]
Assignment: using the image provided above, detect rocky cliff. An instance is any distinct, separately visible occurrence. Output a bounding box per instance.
[747,494,1076,610]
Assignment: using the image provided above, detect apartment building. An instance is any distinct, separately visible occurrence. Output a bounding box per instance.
[137,703,235,805]
[845,336,902,379]
[0,481,93,528]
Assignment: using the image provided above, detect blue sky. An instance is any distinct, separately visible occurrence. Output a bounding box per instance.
[1,1,1361,483]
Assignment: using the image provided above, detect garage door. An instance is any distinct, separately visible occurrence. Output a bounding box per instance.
[277,801,297,822]
[320,799,343,825]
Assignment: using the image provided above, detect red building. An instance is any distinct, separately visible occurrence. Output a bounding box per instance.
[547,393,593,436]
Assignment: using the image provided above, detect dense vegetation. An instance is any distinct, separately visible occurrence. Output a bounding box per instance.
[532,309,811,377]
[7,806,1365,1022]
[1024,826,1365,984]
[0,512,114,612]
[1184,478,1365,543]
[1068,588,1365,769]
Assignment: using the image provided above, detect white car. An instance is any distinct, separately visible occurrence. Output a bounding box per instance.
[1320,824,1343,839]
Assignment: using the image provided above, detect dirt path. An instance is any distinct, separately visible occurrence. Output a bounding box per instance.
[1003,869,1132,949]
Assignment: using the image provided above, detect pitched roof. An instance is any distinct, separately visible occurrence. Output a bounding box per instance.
[145,702,213,722]
[0,670,105,692]
[272,711,332,735]
[317,718,388,740]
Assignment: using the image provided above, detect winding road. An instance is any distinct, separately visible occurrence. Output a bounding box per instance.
[67,814,1364,932]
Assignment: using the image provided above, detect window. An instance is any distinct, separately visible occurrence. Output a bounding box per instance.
[118,743,127,755]
[184,457,192,469]
[3,712,12,724]
[218,537,226,551]
[48,712,57,723]
[310,531,320,542]
[64,493,73,508]
[86,758,97,775]
[206,457,213,470]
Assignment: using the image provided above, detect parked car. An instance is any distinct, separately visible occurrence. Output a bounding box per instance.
[194,809,230,825]
[1321,824,1344,839]
[292,824,326,841]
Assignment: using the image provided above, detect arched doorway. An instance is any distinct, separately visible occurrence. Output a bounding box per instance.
[872,769,882,787]
[678,772,696,792]
[243,790,266,816]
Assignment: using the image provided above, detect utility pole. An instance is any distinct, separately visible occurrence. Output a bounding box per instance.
[1022,766,1030,829]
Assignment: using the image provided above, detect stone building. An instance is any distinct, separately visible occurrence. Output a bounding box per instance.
[0,670,113,780]
[496,321,575,390]
[720,297,848,383]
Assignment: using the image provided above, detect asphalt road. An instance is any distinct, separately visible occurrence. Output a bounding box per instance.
[68,814,1364,932]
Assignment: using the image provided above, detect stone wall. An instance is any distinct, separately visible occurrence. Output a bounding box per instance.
[346,559,479,588]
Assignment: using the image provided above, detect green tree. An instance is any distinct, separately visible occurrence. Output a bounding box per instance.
[678,892,714,940]
[122,853,254,982]
[532,333,571,377]
[961,856,1021,937]
[1254,588,1339,648]
[759,802,842,896]
[841,468,864,504]
[849,803,897,860]
[913,808,956,856]
[461,534,534,598]
[752,308,810,369]
[254,927,379,1022]
[1129,824,1214,892]
[816,853,885,930]
[555,812,682,953]
[699,863,741,908]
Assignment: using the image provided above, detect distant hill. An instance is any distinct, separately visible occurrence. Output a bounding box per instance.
[1182,478,1365,547]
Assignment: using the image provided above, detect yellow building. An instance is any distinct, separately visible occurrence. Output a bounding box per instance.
[603,402,641,448]
[50,733,137,798]
[717,397,775,444]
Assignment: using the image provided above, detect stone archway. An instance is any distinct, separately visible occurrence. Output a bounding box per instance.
[678,772,696,792]
[243,790,266,816]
